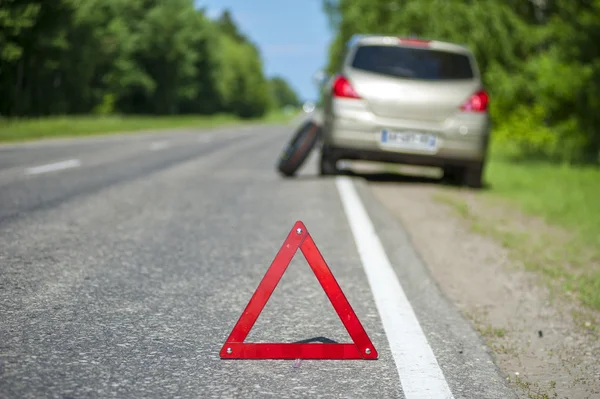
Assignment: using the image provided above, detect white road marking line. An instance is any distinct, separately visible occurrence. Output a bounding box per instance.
[25,159,81,175]
[335,176,454,399]
[150,140,170,151]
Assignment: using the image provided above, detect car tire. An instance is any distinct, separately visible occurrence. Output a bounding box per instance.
[319,145,338,176]
[276,120,321,177]
[442,166,462,185]
[443,163,484,189]
[461,163,484,189]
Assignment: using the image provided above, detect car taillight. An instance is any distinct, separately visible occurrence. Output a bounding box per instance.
[332,75,361,99]
[460,90,489,112]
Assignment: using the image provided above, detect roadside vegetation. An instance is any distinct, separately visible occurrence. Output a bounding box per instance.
[0,111,293,143]
[483,154,600,311]
[322,0,600,312]
[0,1,302,142]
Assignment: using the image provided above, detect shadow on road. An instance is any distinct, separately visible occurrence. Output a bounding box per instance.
[349,170,440,185]
[286,169,492,191]
[354,170,493,190]
[293,336,339,344]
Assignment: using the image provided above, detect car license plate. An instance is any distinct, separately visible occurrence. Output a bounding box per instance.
[380,130,437,150]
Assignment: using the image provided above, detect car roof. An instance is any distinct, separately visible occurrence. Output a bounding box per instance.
[346,34,473,55]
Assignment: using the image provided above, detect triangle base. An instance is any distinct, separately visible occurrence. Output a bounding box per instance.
[220,343,376,360]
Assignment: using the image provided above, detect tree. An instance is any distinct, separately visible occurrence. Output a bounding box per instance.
[269,76,301,108]
[215,9,272,118]
[0,1,275,119]
[216,9,247,44]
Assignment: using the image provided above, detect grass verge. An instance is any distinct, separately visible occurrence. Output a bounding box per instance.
[0,110,295,143]
[434,170,599,398]
[485,157,600,249]
[434,187,599,318]
[484,156,600,310]
[432,145,600,313]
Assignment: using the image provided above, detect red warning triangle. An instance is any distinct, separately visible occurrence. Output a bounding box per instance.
[220,220,378,360]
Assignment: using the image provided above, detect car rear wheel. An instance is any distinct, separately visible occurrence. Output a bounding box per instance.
[319,146,338,176]
[462,163,484,189]
[443,163,484,189]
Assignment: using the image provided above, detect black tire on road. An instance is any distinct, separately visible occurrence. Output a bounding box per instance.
[276,121,321,177]
[443,163,484,189]
[462,163,484,189]
[319,145,339,176]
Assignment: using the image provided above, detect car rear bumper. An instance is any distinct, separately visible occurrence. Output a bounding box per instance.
[326,146,485,168]
[322,103,491,166]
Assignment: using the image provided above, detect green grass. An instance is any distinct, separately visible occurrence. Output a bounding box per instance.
[478,150,600,311]
[0,110,295,143]
[428,135,600,311]
[485,158,600,252]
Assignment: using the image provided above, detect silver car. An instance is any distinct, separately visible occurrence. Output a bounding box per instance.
[316,35,491,188]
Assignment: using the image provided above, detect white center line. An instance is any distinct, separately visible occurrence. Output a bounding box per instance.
[335,176,454,399]
[25,159,81,175]
[150,140,170,151]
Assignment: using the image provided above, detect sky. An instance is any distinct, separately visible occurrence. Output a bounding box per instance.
[195,0,333,102]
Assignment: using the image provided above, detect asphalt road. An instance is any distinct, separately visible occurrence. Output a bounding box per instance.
[0,124,518,399]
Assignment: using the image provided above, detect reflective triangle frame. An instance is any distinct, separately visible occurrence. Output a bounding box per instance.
[219,220,378,360]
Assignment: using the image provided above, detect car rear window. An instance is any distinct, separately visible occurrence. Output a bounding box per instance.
[350,45,475,81]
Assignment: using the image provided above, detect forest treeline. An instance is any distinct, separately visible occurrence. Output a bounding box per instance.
[0,0,301,120]
[322,0,600,164]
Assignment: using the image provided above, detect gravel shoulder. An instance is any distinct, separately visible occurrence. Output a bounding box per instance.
[366,173,600,399]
